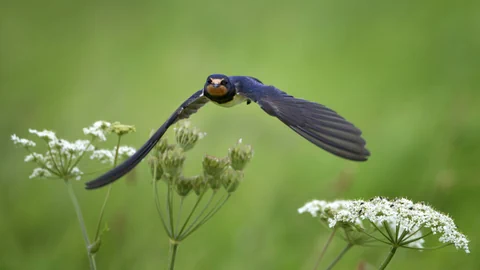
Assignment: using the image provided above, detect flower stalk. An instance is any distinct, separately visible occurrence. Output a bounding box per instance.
[378,246,398,270]
[148,121,253,269]
[12,121,136,269]
[65,179,97,270]
[325,243,353,270]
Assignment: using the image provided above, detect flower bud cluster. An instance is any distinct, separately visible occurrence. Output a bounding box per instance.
[148,120,254,197]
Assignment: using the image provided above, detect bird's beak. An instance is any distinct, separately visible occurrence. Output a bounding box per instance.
[212,84,220,88]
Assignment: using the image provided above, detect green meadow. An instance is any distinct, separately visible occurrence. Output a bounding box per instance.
[1,0,479,269]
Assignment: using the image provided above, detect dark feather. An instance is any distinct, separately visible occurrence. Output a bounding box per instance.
[85,90,208,189]
[239,86,370,161]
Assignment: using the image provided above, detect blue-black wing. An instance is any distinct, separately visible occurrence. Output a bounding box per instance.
[238,85,370,161]
[85,90,209,189]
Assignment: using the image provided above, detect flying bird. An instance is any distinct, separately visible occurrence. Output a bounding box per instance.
[85,74,370,189]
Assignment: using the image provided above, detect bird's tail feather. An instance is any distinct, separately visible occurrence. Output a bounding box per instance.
[85,114,177,189]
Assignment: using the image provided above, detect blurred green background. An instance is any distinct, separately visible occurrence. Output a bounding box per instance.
[1,0,479,269]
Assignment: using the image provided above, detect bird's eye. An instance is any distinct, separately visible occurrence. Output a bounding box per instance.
[220,80,227,86]
[207,78,212,84]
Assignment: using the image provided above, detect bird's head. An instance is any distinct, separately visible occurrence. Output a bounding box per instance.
[203,74,235,101]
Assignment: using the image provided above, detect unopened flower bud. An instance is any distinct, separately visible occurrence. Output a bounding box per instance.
[160,147,185,181]
[203,155,229,190]
[203,155,229,177]
[174,121,206,151]
[147,156,163,180]
[221,167,244,193]
[228,139,254,171]
[109,122,136,136]
[155,137,168,153]
[192,175,207,196]
[176,176,194,197]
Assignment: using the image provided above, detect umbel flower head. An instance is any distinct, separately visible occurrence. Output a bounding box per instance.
[12,121,136,181]
[299,197,469,253]
[148,120,254,247]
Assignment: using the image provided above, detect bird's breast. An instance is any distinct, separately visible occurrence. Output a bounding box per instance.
[214,94,247,107]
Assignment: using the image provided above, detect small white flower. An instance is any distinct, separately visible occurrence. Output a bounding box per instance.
[11,134,36,147]
[70,167,83,180]
[90,149,114,164]
[116,146,136,159]
[28,129,57,141]
[24,153,46,163]
[29,168,52,179]
[83,121,111,141]
[90,146,136,164]
[300,197,469,253]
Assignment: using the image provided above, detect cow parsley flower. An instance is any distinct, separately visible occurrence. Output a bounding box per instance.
[90,146,136,164]
[29,168,52,179]
[83,121,111,141]
[299,197,469,253]
[11,134,36,147]
[28,129,57,142]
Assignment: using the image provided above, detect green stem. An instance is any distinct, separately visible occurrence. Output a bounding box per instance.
[313,228,336,270]
[325,243,353,270]
[178,190,216,238]
[378,246,398,270]
[68,141,93,174]
[154,175,171,236]
[382,221,395,244]
[176,193,205,237]
[168,240,179,270]
[175,197,185,234]
[179,194,230,240]
[166,181,175,236]
[47,144,62,175]
[93,135,122,241]
[65,180,97,270]
[369,220,393,243]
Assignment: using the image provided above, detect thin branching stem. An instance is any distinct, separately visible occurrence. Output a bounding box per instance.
[313,227,337,270]
[179,190,216,238]
[154,176,171,236]
[359,230,392,245]
[383,221,395,244]
[93,135,122,241]
[401,231,433,246]
[68,141,93,174]
[400,243,451,251]
[175,197,185,235]
[325,243,353,270]
[399,225,424,243]
[378,246,397,270]
[167,182,175,236]
[65,179,96,270]
[179,194,230,240]
[176,192,205,238]
[369,220,393,243]
[167,240,179,270]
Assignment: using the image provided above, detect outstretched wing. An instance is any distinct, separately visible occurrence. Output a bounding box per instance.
[85,90,209,189]
[238,85,370,161]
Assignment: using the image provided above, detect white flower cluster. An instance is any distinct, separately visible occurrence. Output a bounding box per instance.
[11,134,36,147]
[90,146,136,164]
[83,121,111,141]
[12,120,135,182]
[299,197,469,253]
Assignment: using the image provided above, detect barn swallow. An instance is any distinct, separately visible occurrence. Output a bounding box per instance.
[85,74,370,189]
